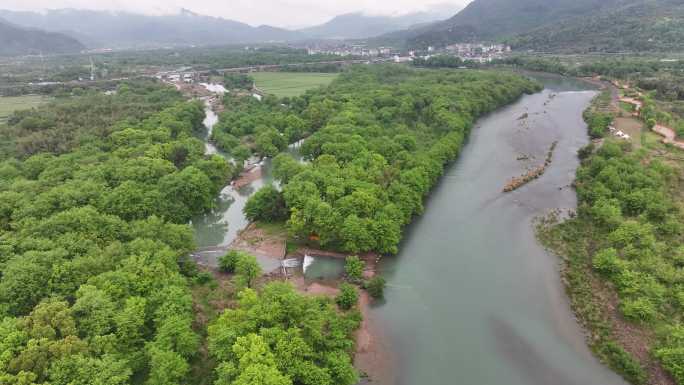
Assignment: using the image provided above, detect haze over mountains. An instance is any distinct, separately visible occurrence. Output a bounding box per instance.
[1,0,682,56]
[0,5,460,51]
[299,3,463,39]
[0,17,85,56]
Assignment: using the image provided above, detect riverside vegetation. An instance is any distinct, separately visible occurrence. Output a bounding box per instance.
[239,65,541,254]
[539,136,684,384]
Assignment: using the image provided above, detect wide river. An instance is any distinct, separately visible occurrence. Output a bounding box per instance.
[193,75,628,384]
[369,74,627,385]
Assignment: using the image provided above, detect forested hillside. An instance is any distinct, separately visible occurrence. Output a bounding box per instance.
[402,0,684,53]
[0,18,84,56]
[405,0,621,48]
[509,0,684,53]
[234,66,540,254]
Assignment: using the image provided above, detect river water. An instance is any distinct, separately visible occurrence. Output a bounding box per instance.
[192,75,628,385]
[369,74,627,385]
[190,97,275,266]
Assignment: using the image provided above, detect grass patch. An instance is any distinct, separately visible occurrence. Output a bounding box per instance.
[254,220,288,236]
[0,95,49,123]
[252,72,338,97]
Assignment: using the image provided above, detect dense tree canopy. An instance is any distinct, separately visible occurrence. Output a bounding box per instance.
[208,282,360,385]
[0,86,233,384]
[0,80,184,159]
[243,66,540,254]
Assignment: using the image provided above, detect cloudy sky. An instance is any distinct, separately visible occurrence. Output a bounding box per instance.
[0,0,472,28]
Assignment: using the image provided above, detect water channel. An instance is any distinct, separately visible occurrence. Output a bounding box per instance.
[192,75,628,385]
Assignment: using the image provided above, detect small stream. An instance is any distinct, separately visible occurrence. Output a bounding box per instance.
[190,84,297,268]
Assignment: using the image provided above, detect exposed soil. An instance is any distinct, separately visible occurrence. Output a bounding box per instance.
[232,165,262,189]
[229,222,287,259]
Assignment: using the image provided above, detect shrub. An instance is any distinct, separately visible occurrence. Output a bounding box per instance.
[365,276,386,300]
[336,283,358,310]
[593,248,624,276]
[218,250,241,273]
[620,297,656,323]
[234,253,262,289]
[578,143,595,160]
[344,256,364,283]
[194,271,214,285]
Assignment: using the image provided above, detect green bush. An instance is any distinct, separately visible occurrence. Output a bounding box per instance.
[218,250,241,273]
[344,256,364,283]
[592,248,624,276]
[336,283,359,310]
[578,143,595,160]
[619,297,656,323]
[365,276,386,300]
[234,253,262,289]
[194,271,214,285]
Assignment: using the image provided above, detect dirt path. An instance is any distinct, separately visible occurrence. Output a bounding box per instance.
[653,124,684,150]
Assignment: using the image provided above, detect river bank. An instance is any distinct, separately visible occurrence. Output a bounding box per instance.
[189,73,634,385]
[367,74,628,385]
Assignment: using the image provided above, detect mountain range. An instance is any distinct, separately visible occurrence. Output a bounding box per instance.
[0,17,85,56]
[2,0,682,56]
[0,6,460,51]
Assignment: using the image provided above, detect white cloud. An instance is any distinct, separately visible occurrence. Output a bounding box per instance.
[0,0,471,27]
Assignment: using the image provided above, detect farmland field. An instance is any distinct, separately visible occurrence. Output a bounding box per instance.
[251,72,338,97]
[0,95,49,123]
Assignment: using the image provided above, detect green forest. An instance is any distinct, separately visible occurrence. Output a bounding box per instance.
[237,66,540,254]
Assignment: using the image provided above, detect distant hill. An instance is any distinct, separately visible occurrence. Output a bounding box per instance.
[395,0,684,53]
[508,0,684,53]
[405,0,625,48]
[0,18,84,56]
[299,4,463,39]
[0,9,304,49]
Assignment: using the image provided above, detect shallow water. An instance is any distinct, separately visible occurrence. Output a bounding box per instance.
[369,75,628,385]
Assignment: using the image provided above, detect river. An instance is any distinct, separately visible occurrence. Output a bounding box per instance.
[192,75,628,385]
[368,74,628,385]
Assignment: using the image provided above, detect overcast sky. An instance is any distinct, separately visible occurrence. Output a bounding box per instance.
[0,0,472,28]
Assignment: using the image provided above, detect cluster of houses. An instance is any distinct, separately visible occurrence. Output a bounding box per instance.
[156,70,197,84]
[443,43,511,62]
[306,44,395,57]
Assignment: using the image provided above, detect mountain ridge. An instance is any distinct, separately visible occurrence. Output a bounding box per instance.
[0,17,85,56]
